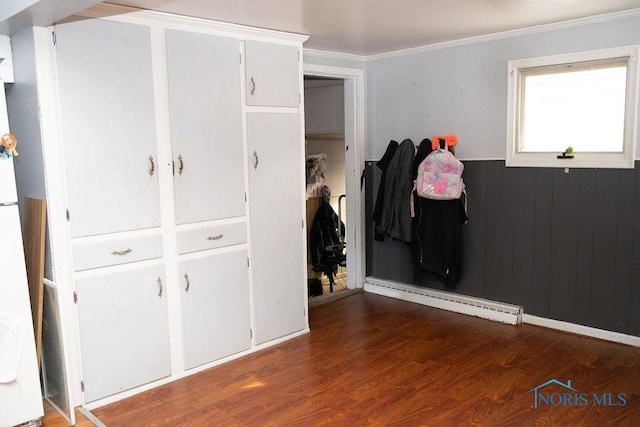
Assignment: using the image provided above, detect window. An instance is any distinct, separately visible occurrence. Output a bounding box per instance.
[506,46,639,168]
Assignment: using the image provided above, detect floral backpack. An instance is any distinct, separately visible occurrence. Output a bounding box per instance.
[415,138,465,200]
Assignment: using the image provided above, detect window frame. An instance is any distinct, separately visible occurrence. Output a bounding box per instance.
[506,45,639,169]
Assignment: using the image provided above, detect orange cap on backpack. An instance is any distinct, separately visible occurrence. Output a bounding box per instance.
[431,135,458,151]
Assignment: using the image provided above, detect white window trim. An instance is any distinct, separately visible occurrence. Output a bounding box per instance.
[506,45,639,169]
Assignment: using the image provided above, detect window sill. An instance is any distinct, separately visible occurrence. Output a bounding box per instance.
[505,152,636,169]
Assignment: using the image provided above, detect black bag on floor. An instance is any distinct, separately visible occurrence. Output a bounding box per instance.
[307,278,323,297]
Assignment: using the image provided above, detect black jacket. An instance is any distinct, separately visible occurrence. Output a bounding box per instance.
[411,140,467,289]
[376,138,415,243]
[372,140,399,241]
[309,201,345,274]
[412,197,467,288]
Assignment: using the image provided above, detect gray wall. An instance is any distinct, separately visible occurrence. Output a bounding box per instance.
[366,160,640,336]
[363,15,640,336]
[7,27,54,279]
[366,15,640,160]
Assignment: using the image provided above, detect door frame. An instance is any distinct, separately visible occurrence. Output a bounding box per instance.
[303,63,365,289]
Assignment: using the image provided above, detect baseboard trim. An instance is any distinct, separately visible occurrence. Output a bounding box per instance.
[364,277,522,325]
[522,314,640,347]
[363,277,640,347]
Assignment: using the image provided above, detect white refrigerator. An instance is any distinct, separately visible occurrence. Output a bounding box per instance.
[0,83,44,426]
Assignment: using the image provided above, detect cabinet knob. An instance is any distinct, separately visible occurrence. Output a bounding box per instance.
[148,155,155,176]
[206,234,224,241]
[177,154,184,175]
[184,273,190,293]
[157,277,163,298]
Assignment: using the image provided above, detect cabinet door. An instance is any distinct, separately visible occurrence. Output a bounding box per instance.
[179,248,251,370]
[247,113,306,344]
[55,19,160,237]
[245,41,300,107]
[167,30,245,224]
[76,264,170,402]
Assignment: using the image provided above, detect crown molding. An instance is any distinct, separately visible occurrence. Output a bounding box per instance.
[306,7,640,63]
[367,7,640,62]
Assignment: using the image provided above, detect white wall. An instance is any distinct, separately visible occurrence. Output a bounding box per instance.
[365,15,640,160]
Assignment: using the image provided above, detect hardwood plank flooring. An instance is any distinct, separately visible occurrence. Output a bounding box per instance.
[43,292,640,426]
[42,401,95,427]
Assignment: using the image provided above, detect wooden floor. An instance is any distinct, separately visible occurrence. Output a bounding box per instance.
[43,292,640,426]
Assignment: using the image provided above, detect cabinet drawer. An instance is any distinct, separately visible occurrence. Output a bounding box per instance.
[177,222,246,255]
[72,234,163,271]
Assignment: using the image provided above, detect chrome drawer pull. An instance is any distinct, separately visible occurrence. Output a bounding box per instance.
[148,155,155,176]
[250,76,256,96]
[184,273,190,293]
[111,248,132,256]
[207,234,224,241]
[157,277,163,298]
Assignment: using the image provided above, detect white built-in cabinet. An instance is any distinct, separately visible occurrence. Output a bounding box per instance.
[179,248,250,370]
[244,39,307,344]
[75,265,170,403]
[245,41,300,107]
[55,19,161,238]
[166,29,245,225]
[247,113,306,344]
[22,6,308,406]
[55,19,171,401]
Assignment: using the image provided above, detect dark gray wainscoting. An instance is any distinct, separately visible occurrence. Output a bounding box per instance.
[365,160,640,336]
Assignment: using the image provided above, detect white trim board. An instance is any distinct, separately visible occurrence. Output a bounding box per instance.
[304,63,366,290]
[364,277,640,347]
[522,314,640,348]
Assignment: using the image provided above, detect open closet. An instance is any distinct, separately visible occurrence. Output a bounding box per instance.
[304,77,347,297]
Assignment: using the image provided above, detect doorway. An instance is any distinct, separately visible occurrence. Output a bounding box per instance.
[304,76,347,295]
[303,63,365,298]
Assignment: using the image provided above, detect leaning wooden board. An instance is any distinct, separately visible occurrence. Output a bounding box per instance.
[24,197,47,370]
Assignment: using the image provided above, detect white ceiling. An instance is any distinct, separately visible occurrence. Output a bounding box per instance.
[107,0,640,56]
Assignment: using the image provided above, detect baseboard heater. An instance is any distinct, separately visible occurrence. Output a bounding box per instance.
[364,277,523,325]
